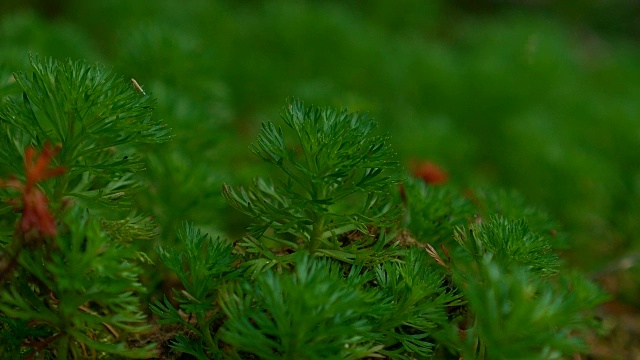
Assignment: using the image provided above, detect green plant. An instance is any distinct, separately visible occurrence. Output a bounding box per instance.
[222,98,403,268]
[158,99,607,359]
[0,55,607,359]
[150,224,238,359]
[0,55,168,358]
[219,253,384,360]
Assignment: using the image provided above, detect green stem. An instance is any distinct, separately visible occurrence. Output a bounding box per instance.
[308,215,325,255]
[307,184,327,255]
[57,334,70,359]
[53,174,69,204]
[197,312,216,352]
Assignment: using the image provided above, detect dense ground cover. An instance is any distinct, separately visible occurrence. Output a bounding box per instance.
[1,0,639,358]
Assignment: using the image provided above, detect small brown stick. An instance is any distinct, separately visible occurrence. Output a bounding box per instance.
[130,78,146,95]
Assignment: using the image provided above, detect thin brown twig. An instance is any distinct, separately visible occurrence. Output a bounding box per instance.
[22,333,62,360]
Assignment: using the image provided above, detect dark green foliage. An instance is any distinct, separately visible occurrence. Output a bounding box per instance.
[372,249,461,358]
[0,56,166,358]
[0,313,50,358]
[139,150,227,244]
[150,224,237,359]
[0,65,20,99]
[0,57,608,357]
[471,188,568,249]
[444,215,608,359]
[403,177,475,247]
[455,257,608,360]
[0,208,155,358]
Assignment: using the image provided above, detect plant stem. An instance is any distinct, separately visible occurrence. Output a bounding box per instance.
[57,334,69,359]
[307,184,327,255]
[53,174,69,204]
[308,215,325,255]
[197,312,216,352]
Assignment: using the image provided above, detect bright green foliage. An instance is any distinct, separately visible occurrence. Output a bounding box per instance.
[0,53,608,359]
[454,215,559,276]
[3,0,640,282]
[219,254,384,360]
[223,99,403,266]
[0,208,155,359]
[0,55,170,212]
[455,256,609,360]
[150,223,238,359]
[213,225,460,360]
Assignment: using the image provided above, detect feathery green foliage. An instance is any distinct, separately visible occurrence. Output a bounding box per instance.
[0,55,170,212]
[223,99,403,267]
[1,208,155,358]
[156,98,603,359]
[454,215,559,276]
[454,256,608,360]
[220,254,384,360]
[402,177,475,247]
[0,56,167,358]
[0,53,608,359]
[150,224,237,359]
[372,248,461,359]
[1,0,635,356]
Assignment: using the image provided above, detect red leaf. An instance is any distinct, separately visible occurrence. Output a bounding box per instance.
[1,143,65,237]
[412,160,448,185]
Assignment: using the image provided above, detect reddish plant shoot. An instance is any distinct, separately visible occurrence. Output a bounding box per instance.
[0,143,65,237]
[411,160,448,185]
[400,160,449,201]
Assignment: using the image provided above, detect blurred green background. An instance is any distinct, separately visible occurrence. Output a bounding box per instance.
[1,0,639,305]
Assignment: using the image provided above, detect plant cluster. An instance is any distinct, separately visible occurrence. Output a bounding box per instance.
[0,56,607,359]
[0,56,168,358]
